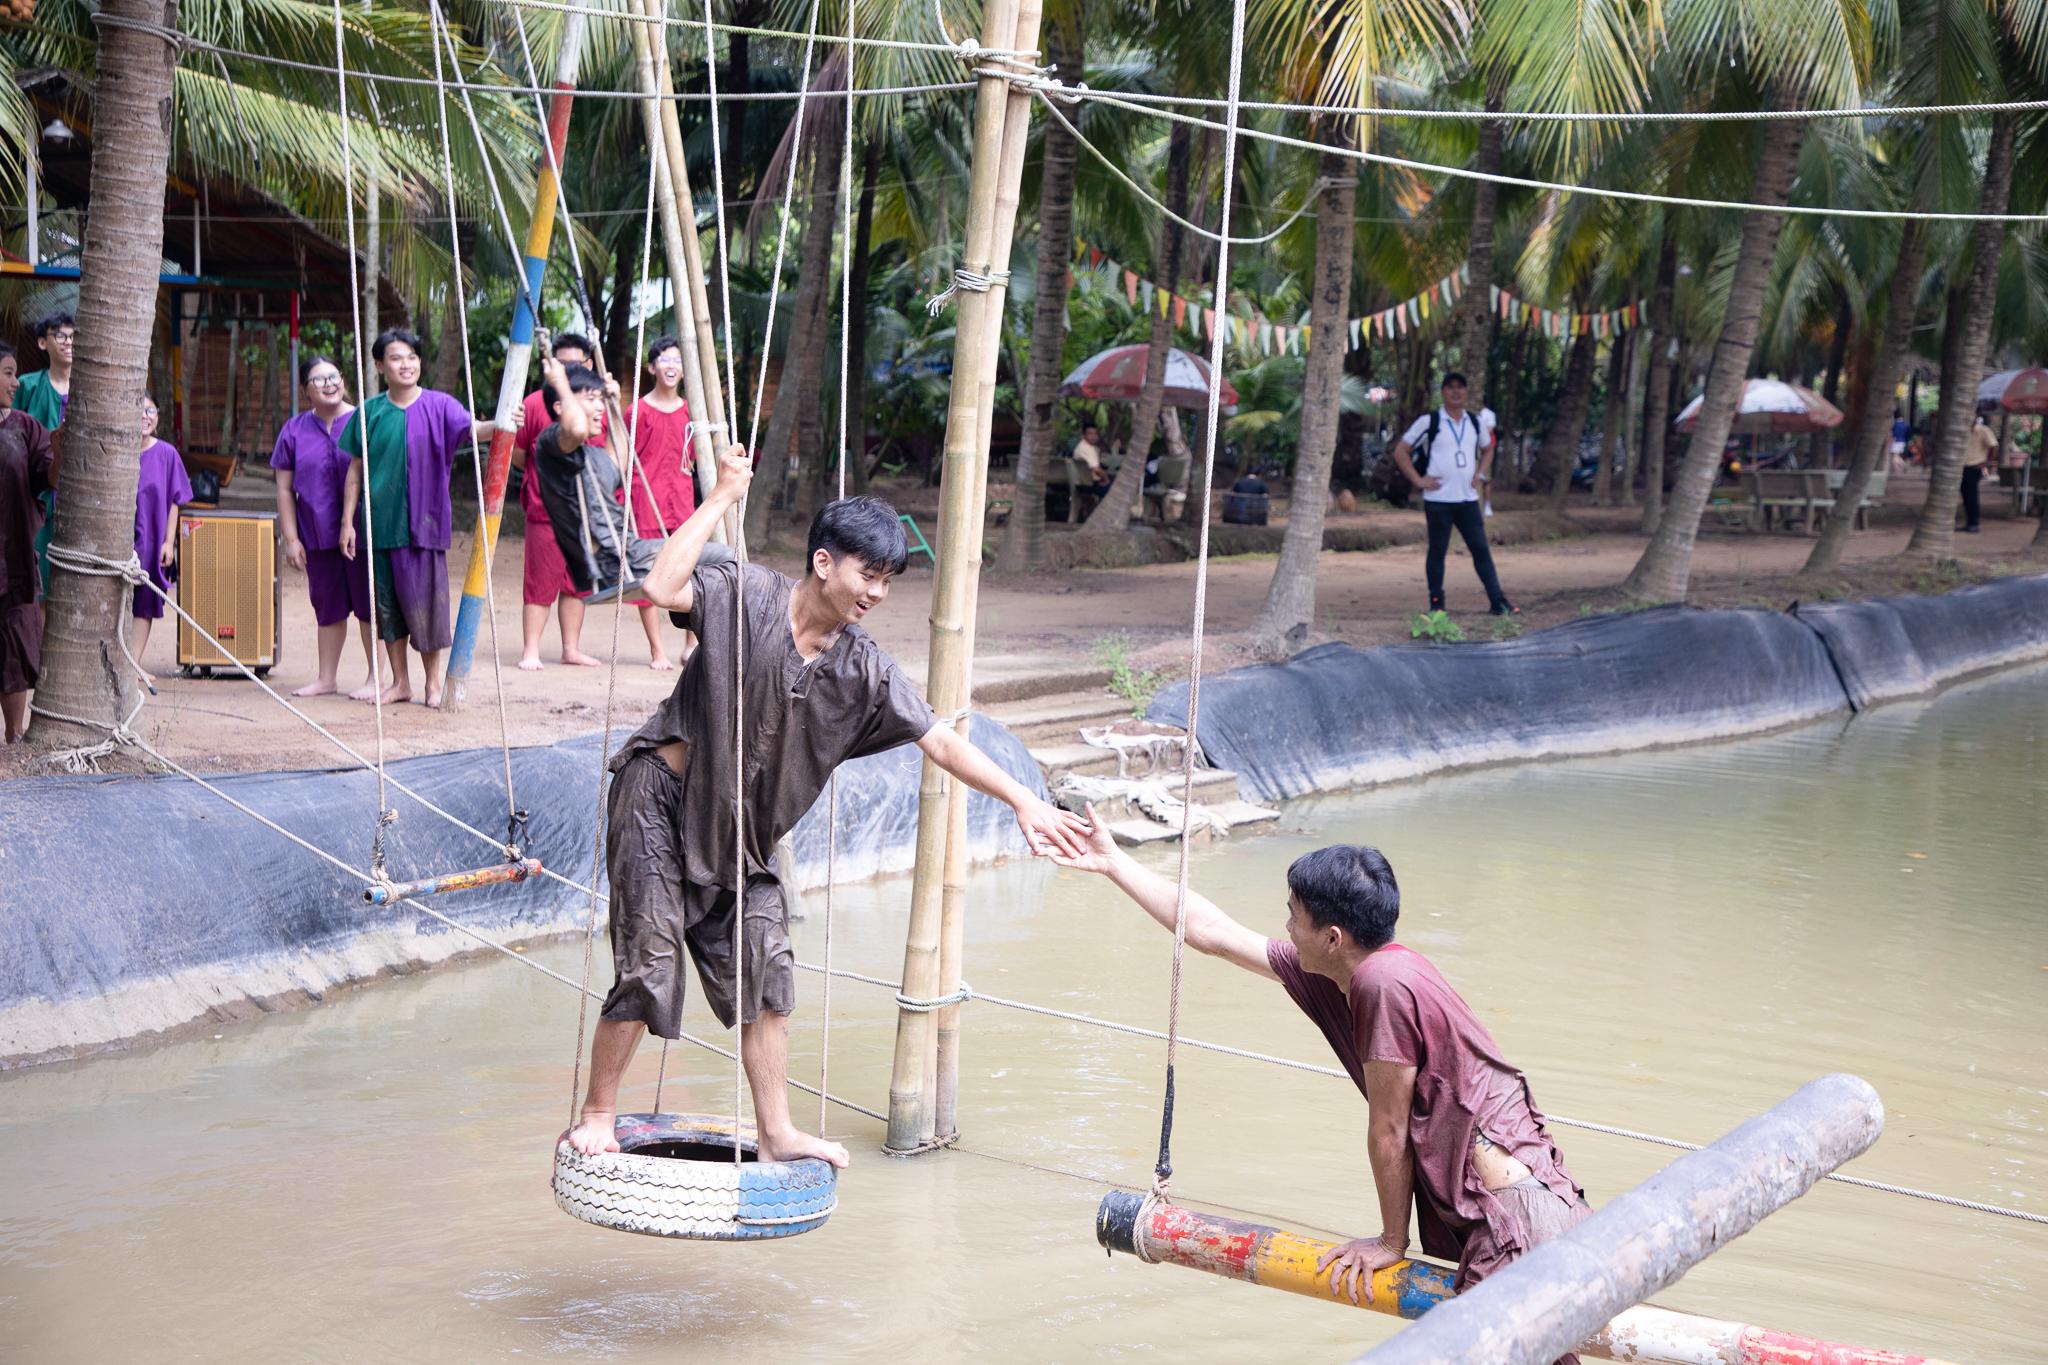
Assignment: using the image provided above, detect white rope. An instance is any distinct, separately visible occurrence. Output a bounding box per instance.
[1030,91,1331,247]
[1144,0,1250,1205]
[1044,85,2048,225]
[891,982,972,1012]
[925,266,1010,316]
[702,0,747,428]
[500,0,1038,56]
[329,0,397,879]
[427,2,521,839]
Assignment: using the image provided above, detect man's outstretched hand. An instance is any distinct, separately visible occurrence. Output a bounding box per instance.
[1043,802,1120,875]
[1316,1235,1408,1306]
[1016,797,1091,860]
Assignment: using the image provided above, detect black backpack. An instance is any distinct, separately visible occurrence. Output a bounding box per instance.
[1413,409,1441,476]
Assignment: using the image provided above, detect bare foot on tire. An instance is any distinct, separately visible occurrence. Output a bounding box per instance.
[758,1127,849,1169]
[567,1108,621,1155]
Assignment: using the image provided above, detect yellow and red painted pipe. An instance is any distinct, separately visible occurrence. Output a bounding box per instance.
[1094,1193,1956,1365]
[362,858,543,906]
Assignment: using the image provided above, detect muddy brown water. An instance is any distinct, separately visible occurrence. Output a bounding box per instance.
[3,667,2045,1362]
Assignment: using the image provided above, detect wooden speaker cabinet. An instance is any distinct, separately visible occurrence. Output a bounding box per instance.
[175,509,281,677]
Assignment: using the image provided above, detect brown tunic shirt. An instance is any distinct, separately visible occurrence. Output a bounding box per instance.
[1266,939,1582,1264]
[0,410,55,610]
[610,558,937,889]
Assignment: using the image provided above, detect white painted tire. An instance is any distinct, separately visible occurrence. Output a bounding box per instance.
[553,1113,837,1241]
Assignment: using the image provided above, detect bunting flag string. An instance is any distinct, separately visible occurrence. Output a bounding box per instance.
[1071,238,1646,356]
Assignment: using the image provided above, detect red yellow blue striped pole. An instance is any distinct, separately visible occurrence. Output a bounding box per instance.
[1095,1194,1956,1365]
[445,9,587,707]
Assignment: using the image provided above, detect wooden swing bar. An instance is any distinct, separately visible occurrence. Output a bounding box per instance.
[362,858,543,906]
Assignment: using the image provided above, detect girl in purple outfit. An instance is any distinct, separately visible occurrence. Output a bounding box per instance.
[130,398,193,688]
[272,356,376,699]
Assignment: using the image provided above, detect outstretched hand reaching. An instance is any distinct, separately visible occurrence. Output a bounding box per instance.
[1015,797,1092,860]
[1045,802,1119,875]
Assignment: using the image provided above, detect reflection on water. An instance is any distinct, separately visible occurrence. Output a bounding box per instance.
[3,666,2045,1362]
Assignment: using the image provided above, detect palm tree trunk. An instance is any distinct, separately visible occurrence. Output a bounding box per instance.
[1625,112,1806,600]
[1084,122,1192,537]
[32,0,181,748]
[1908,113,2016,556]
[1449,88,1505,410]
[995,10,1082,572]
[1637,231,1680,532]
[1807,285,1852,467]
[1618,328,1645,505]
[1248,152,1358,654]
[361,182,380,349]
[1805,219,1928,573]
[747,120,846,546]
[1592,337,1626,503]
[604,234,635,378]
[841,134,883,496]
[1531,329,1598,502]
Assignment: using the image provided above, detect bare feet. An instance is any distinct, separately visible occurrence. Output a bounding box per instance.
[566,1108,621,1156]
[516,655,544,672]
[377,681,413,705]
[424,687,445,709]
[648,654,676,672]
[292,679,339,698]
[758,1126,850,1169]
[561,651,601,667]
[346,682,380,702]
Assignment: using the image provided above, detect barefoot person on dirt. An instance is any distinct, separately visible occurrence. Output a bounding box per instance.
[271,356,376,700]
[514,333,606,672]
[128,400,191,691]
[1390,373,1517,617]
[0,342,55,742]
[566,452,1091,1166]
[1051,812,1590,1352]
[337,329,493,709]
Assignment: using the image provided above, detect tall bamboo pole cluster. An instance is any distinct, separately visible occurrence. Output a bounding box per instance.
[884,0,1042,1155]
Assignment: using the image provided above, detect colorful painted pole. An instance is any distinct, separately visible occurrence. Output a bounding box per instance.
[361,858,543,906]
[1096,1192,1955,1365]
[444,8,587,708]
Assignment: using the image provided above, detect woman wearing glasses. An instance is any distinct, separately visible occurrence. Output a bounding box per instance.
[271,356,375,699]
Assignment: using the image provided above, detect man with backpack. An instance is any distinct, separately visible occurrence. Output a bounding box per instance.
[1389,373,1517,617]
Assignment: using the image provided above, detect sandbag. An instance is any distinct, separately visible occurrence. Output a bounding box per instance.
[1149,605,1848,804]
[0,716,1041,1067]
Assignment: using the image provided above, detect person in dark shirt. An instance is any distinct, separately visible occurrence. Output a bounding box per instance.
[530,359,641,596]
[1051,809,1590,1337]
[0,341,56,741]
[564,449,1091,1167]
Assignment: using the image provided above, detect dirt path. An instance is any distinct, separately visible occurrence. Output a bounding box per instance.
[11,494,2041,778]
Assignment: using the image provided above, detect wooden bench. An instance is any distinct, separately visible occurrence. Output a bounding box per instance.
[1820,468,1886,530]
[1748,470,1834,533]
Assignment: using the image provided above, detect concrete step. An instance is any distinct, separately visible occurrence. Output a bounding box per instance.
[1046,764,1243,805]
[1107,800,1282,848]
[1032,742,1238,788]
[984,688,1138,744]
[972,663,1115,706]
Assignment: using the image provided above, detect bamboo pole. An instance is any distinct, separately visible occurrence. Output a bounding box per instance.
[625,0,729,541]
[931,0,1044,1144]
[885,0,1024,1154]
[445,9,587,706]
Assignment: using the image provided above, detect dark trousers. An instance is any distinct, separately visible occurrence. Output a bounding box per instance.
[1961,464,1984,530]
[1425,499,1507,609]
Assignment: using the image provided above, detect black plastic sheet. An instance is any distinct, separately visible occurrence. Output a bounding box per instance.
[0,717,1039,1065]
[1794,574,2048,710]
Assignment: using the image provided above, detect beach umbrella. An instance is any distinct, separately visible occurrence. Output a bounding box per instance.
[1674,379,1844,434]
[1059,344,1239,410]
[1976,368,2048,414]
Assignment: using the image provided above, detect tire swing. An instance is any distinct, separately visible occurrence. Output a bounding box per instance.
[552,1115,838,1242]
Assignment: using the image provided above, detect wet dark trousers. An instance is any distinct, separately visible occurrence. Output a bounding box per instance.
[1425,499,1506,609]
[1961,464,1983,530]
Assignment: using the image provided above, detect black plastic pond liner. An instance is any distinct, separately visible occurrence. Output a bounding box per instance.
[0,715,1039,1065]
[1150,580,2048,806]
[1792,574,2048,711]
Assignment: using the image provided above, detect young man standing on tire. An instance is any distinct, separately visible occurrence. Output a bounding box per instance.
[566,447,1089,1167]
[1390,373,1517,617]
[1050,811,1590,1346]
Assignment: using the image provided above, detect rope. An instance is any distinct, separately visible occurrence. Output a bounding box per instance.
[1145,0,1250,1203]
[427,1,520,837]
[328,0,396,881]
[496,0,1039,57]
[925,266,1011,317]
[1044,85,2048,226]
[1030,93,1330,247]
[892,983,973,1013]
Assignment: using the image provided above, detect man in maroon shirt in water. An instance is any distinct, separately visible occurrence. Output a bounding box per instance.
[1057,808,1591,1321]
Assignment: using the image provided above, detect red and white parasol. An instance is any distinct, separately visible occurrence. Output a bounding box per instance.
[1976,367,2048,415]
[1674,379,1844,434]
[1059,344,1239,410]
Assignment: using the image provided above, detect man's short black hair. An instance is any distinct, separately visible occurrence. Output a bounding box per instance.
[371,327,422,362]
[1287,845,1400,950]
[646,334,682,367]
[544,364,605,419]
[1440,371,1469,388]
[33,312,74,339]
[808,495,909,575]
[553,333,594,359]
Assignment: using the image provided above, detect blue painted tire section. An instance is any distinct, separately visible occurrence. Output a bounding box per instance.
[552,1112,837,1241]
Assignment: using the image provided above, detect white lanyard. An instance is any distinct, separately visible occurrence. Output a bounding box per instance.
[1442,411,1472,468]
